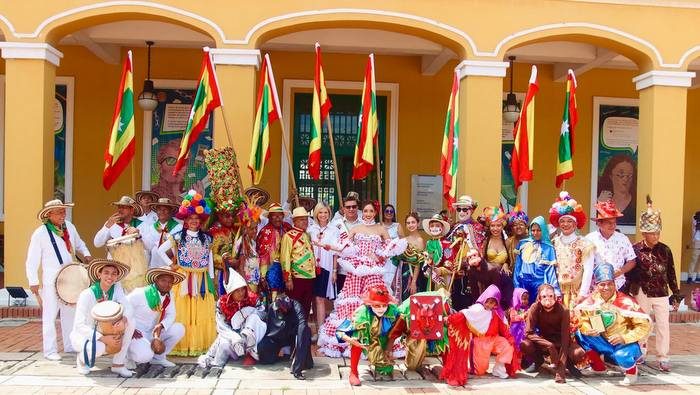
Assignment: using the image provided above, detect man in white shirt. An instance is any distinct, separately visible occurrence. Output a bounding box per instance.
[585,200,636,290]
[142,198,182,268]
[126,267,185,367]
[25,199,92,360]
[136,190,159,224]
[329,191,361,293]
[94,196,153,258]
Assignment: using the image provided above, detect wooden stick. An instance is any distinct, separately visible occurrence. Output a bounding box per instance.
[279,119,301,208]
[324,117,343,207]
[131,159,136,196]
[374,138,383,222]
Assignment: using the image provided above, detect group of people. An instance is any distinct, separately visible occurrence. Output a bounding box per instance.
[25,186,681,386]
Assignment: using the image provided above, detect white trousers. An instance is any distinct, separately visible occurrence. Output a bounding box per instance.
[72,317,135,367]
[41,286,76,355]
[128,323,185,363]
[635,290,670,362]
[207,313,266,365]
[383,261,398,293]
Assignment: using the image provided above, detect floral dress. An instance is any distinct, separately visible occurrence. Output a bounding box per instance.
[318,233,406,357]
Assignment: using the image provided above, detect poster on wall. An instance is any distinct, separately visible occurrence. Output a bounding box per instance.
[54,84,68,202]
[411,175,442,226]
[149,88,212,203]
[501,92,527,213]
[591,97,639,234]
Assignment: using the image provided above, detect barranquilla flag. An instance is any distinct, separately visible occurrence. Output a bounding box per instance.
[510,65,539,192]
[103,50,135,190]
[352,54,378,180]
[173,48,222,175]
[248,54,282,184]
[309,43,332,180]
[555,69,578,188]
[440,71,460,209]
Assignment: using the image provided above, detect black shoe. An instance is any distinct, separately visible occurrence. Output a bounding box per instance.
[293,372,306,380]
[567,363,583,379]
[524,363,541,373]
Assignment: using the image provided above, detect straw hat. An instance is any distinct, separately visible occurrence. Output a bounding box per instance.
[291,206,311,219]
[149,197,178,214]
[224,268,247,294]
[244,186,270,207]
[145,266,185,285]
[111,196,144,217]
[135,190,159,203]
[262,203,289,218]
[639,195,662,233]
[422,214,451,237]
[454,195,478,209]
[37,199,74,221]
[593,200,623,221]
[87,259,130,283]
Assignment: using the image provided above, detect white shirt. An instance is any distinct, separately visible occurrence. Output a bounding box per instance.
[330,216,361,275]
[138,211,158,225]
[307,222,340,271]
[127,286,176,335]
[25,221,91,286]
[71,283,131,343]
[585,230,636,289]
[142,220,183,268]
[94,220,154,259]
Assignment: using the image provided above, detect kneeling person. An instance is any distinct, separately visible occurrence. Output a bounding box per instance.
[198,269,267,367]
[70,259,135,377]
[127,266,186,367]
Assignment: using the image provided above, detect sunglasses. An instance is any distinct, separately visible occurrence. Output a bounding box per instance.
[456,207,472,212]
[344,204,358,209]
[384,209,394,214]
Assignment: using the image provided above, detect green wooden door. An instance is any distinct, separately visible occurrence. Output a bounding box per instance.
[293,93,387,212]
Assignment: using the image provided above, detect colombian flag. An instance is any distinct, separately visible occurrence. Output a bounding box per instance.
[352,54,378,180]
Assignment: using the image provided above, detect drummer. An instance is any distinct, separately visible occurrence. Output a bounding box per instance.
[136,190,159,224]
[126,266,185,367]
[143,197,182,267]
[25,199,93,361]
[94,196,153,258]
[70,259,137,377]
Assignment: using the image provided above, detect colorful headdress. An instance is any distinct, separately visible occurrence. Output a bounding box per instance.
[594,199,624,221]
[507,203,529,226]
[593,263,615,283]
[176,189,213,221]
[639,195,661,233]
[548,191,587,229]
[204,147,244,213]
[483,206,506,224]
[237,191,264,227]
[362,284,396,305]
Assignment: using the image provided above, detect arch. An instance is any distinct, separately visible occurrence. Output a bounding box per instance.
[246,9,475,59]
[492,23,661,71]
[677,45,700,70]
[21,2,223,46]
[0,14,14,39]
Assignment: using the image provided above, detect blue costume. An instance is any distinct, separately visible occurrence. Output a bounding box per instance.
[513,216,561,304]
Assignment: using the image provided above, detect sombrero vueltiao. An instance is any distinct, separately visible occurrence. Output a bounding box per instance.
[37,199,74,221]
[262,203,290,218]
[111,196,144,217]
[244,187,271,207]
[422,214,451,237]
[135,190,160,203]
[145,266,186,285]
[87,259,130,283]
[149,197,179,214]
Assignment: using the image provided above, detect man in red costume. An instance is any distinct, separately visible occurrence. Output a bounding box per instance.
[256,203,292,302]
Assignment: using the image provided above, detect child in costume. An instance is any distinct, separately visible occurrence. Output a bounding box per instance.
[508,288,529,374]
[336,284,401,386]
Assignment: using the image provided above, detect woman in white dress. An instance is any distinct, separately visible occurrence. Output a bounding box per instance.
[381,204,404,291]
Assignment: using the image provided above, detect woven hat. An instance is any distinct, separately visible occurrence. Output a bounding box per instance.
[135,191,159,203]
[362,284,395,305]
[594,199,623,221]
[422,214,451,237]
[454,195,478,209]
[291,206,311,219]
[37,199,74,221]
[639,195,662,233]
[593,263,615,284]
[548,191,587,229]
[262,203,289,218]
[244,187,270,207]
[149,197,178,214]
[145,266,185,285]
[224,268,247,293]
[111,196,144,217]
[88,259,130,283]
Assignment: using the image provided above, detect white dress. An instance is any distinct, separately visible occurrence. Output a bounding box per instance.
[307,223,340,299]
[382,222,401,290]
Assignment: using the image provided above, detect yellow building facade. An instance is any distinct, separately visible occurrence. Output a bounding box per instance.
[1,0,699,287]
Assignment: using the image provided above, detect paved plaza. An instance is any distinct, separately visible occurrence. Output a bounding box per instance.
[0,320,698,394]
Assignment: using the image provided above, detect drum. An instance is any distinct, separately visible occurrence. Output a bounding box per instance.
[106,233,148,292]
[91,300,126,355]
[151,336,165,355]
[55,263,90,305]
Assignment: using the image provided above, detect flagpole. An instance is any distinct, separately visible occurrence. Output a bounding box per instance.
[131,160,136,196]
[324,117,344,208]
[374,139,383,222]
[280,121,301,209]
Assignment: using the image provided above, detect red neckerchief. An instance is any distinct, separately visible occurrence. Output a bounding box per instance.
[218,290,258,322]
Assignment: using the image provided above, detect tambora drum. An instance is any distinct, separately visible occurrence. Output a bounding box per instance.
[90,300,126,355]
[106,233,148,292]
[55,263,90,305]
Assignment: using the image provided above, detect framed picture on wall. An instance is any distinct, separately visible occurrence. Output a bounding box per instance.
[590,97,639,234]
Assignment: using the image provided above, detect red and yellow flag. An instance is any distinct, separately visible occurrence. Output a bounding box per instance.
[440,71,460,209]
[173,48,222,175]
[309,43,332,180]
[510,65,539,192]
[103,51,135,190]
[248,54,281,184]
[555,69,578,188]
[352,54,378,180]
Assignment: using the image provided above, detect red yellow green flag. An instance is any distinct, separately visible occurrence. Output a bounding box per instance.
[248,54,281,184]
[440,71,460,209]
[510,65,539,192]
[352,54,378,180]
[173,48,222,175]
[103,50,135,190]
[309,43,332,180]
[555,69,578,188]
